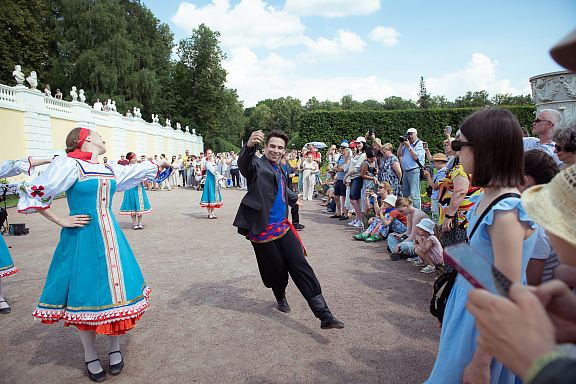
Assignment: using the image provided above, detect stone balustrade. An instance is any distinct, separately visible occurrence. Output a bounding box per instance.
[0,83,203,178]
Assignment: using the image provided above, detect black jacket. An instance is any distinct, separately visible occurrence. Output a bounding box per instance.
[233,145,299,235]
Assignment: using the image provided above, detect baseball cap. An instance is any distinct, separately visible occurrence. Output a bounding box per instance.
[406,128,417,134]
[350,140,357,147]
[340,140,349,148]
[356,136,367,143]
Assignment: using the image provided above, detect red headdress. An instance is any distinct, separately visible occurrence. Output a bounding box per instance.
[67,128,92,160]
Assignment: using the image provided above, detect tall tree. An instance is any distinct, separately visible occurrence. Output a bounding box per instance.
[417,76,431,109]
[270,96,303,137]
[382,96,416,110]
[340,94,362,110]
[176,23,228,139]
[454,90,490,108]
[0,0,50,85]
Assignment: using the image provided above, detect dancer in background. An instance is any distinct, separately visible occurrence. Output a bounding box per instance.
[18,128,175,382]
[0,156,52,314]
[119,152,151,230]
[200,149,224,219]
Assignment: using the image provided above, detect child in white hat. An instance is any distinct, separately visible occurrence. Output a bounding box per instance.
[413,218,443,273]
[353,194,407,242]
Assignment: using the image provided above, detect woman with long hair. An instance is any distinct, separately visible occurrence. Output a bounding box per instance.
[18,128,175,382]
[344,139,367,227]
[425,109,537,384]
[119,152,152,230]
[302,152,319,200]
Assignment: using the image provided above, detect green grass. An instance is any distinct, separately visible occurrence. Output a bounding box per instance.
[2,195,19,207]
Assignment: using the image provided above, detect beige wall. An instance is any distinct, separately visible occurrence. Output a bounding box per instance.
[95,125,115,163]
[50,117,76,151]
[174,140,180,156]
[163,137,169,156]
[0,109,25,161]
[146,134,155,157]
[125,131,138,153]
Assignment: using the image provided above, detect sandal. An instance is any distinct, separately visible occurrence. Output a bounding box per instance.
[138,224,143,229]
[413,261,426,267]
[420,265,436,274]
[133,225,139,230]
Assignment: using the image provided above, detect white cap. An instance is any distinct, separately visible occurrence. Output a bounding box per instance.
[383,194,397,207]
[406,128,417,134]
[356,136,367,143]
[416,218,435,235]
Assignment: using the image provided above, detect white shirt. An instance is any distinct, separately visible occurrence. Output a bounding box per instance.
[523,137,562,166]
[93,102,103,111]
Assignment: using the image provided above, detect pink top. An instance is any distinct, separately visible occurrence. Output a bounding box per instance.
[417,234,443,265]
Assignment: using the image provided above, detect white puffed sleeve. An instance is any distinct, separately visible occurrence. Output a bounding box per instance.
[108,160,160,191]
[205,161,225,181]
[18,156,78,213]
[0,157,34,178]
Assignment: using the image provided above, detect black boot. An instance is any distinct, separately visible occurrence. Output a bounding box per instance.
[292,213,305,230]
[275,293,291,313]
[307,294,344,329]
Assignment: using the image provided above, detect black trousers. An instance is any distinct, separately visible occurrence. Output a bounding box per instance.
[251,229,321,301]
[231,169,240,187]
[290,204,299,224]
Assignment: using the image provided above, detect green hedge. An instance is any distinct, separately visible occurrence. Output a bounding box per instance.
[299,106,536,157]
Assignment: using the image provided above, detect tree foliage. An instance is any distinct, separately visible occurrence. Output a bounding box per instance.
[417,76,431,109]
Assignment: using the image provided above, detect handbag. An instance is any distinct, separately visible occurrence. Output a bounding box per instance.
[429,192,520,324]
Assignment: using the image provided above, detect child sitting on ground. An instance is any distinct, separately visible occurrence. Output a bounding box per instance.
[353,195,407,242]
[412,218,443,273]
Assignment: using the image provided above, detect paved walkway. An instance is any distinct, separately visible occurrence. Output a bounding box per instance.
[0,187,439,383]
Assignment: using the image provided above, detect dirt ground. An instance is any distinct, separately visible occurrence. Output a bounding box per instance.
[0,187,439,383]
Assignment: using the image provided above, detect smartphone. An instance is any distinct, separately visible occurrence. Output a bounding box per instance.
[423,142,428,149]
[446,126,452,133]
[369,128,374,135]
[443,244,512,298]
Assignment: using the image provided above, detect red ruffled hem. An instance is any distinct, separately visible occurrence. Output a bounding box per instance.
[0,267,18,278]
[57,314,142,335]
[199,202,223,208]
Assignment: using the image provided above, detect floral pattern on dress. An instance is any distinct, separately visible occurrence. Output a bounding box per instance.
[378,155,402,197]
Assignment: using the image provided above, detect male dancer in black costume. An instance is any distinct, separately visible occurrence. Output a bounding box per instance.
[233,130,344,329]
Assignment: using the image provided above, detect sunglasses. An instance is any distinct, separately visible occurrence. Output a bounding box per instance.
[378,184,387,189]
[451,140,474,151]
[555,144,565,152]
[534,118,550,124]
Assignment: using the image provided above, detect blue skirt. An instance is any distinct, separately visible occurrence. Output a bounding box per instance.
[0,235,18,278]
[119,183,151,215]
[200,172,223,208]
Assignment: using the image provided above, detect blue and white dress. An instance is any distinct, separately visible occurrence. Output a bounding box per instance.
[425,192,537,384]
[0,157,34,278]
[119,182,151,216]
[200,161,223,208]
[18,157,159,335]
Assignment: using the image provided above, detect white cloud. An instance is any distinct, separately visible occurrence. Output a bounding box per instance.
[172,0,306,49]
[368,26,401,47]
[298,29,366,63]
[284,0,381,17]
[426,53,528,99]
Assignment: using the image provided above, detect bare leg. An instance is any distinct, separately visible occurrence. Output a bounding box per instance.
[414,248,434,266]
[350,199,361,221]
[334,195,342,215]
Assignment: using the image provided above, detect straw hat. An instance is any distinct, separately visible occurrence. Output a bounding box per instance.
[432,153,447,162]
[416,218,435,235]
[550,27,576,72]
[383,194,397,207]
[522,164,576,248]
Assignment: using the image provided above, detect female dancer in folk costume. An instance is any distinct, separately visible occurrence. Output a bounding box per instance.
[200,150,224,219]
[18,128,176,382]
[0,157,51,314]
[119,152,151,230]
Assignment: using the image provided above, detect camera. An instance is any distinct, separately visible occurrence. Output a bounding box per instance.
[399,135,409,142]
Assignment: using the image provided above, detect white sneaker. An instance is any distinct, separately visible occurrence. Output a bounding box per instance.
[407,256,420,262]
[353,221,363,227]
[347,219,358,226]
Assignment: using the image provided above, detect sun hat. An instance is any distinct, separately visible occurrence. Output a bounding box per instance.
[406,128,417,134]
[432,153,447,161]
[383,195,397,207]
[550,27,576,72]
[356,136,367,143]
[340,140,349,148]
[416,218,435,235]
[522,163,576,248]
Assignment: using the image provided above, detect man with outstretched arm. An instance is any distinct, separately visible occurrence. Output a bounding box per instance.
[233,130,344,329]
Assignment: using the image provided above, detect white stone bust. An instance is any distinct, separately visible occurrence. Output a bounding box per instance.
[154,114,159,123]
[166,119,171,127]
[78,89,86,103]
[185,125,189,133]
[111,100,116,111]
[192,128,196,135]
[70,86,78,101]
[13,65,25,85]
[26,71,38,90]
[176,122,181,130]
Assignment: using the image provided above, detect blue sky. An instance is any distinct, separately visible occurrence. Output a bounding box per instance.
[142,0,576,107]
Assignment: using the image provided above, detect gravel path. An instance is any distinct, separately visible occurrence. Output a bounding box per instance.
[0,187,439,383]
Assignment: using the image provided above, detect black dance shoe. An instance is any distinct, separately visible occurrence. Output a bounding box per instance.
[108,351,124,375]
[85,359,106,382]
[307,294,344,329]
[275,295,291,313]
[0,300,11,314]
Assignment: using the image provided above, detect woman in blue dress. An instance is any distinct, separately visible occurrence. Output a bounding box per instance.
[425,109,537,384]
[18,128,175,382]
[200,150,224,219]
[119,152,151,230]
[0,157,51,314]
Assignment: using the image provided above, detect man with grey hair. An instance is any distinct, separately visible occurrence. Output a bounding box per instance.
[524,109,562,165]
